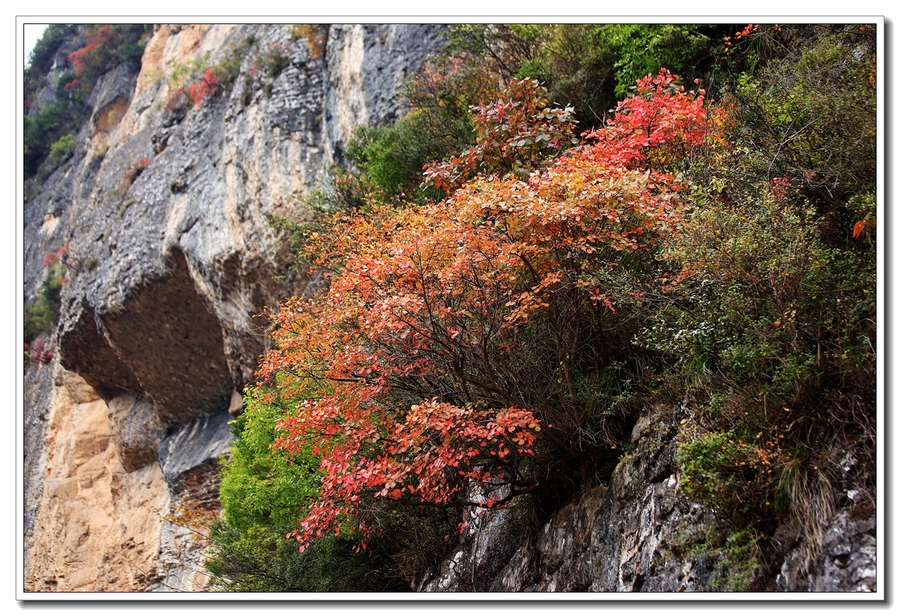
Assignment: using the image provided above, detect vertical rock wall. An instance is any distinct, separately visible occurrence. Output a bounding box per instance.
[25,370,169,591]
[420,401,878,593]
[23,23,448,593]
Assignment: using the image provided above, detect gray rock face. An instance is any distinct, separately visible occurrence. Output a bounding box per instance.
[23,23,448,591]
[324,24,448,158]
[776,506,877,592]
[107,393,160,472]
[421,401,877,593]
[40,23,449,431]
[158,411,233,490]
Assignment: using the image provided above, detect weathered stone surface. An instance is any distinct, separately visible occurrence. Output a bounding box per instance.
[59,302,143,400]
[98,248,235,428]
[23,370,169,592]
[776,507,877,592]
[23,362,56,547]
[107,394,160,472]
[324,24,448,158]
[157,411,233,491]
[423,400,877,594]
[24,23,446,593]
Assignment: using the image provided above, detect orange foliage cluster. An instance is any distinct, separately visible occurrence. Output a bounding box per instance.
[167,68,220,112]
[261,69,729,551]
[68,25,115,75]
[43,241,71,269]
[119,157,152,192]
[293,26,326,60]
[723,23,760,53]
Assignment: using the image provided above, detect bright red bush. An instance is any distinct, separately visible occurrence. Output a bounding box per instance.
[119,157,152,192]
[261,71,727,552]
[167,67,221,111]
[68,25,115,76]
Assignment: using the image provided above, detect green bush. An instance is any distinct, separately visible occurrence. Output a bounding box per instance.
[24,102,68,177]
[49,134,75,163]
[651,27,876,570]
[24,263,66,344]
[205,388,410,591]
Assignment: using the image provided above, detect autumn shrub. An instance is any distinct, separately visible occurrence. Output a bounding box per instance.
[422,78,579,193]
[166,66,223,113]
[65,25,148,102]
[204,387,408,591]
[118,157,152,192]
[292,24,328,59]
[250,72,726,561]
[647,27,876,569]
[215,27,876,588]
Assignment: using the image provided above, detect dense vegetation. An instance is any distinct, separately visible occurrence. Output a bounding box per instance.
[24,24,151,180]
[112,23,869,592]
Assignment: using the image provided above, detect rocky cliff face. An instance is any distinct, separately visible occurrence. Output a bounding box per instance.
[23,22,447,592]
[419,401,877,593]
[22,23,876,595]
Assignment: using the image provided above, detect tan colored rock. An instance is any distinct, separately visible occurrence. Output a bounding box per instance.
[107,394,160,472]
[60,369,100,404]
[24,370,169,592]
[227,390,243,417]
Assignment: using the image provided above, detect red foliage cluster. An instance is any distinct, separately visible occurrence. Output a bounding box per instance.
[68,25,115,75]
[43,241,71,269]
[723,23,761,54]
[119,157,152,192]
[186,68,219,107]
[27,336,54,366]
[423,78,578,193]
[167,68,220,111]
[262,69,728,552]
[582,69,726,171]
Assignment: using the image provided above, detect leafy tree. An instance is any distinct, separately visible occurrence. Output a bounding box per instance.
[23,24,150,180]
[257,71,723,555]
[221,24,875,590]
[205,388,408,591]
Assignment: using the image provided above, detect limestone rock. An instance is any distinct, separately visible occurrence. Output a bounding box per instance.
[23,23,447,593]
[107,394,160,472]
[23,369,168,592]
[422,400,877,594]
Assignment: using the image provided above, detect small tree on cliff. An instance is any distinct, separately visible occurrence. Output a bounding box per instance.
[256,72,726,552]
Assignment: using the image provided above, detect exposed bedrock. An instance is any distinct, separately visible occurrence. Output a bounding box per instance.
[99,248,234,428]
[25,23,449,592]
